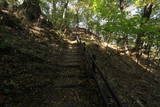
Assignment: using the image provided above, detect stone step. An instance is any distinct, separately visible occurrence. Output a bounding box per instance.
[57,69,91,77]
[65,52,81,54]
[54,77,87,86]
[56,68,82,75]
[62,60,81,64]
[58,64,81,68]
[63,53,81,56]
[60,64,81,68]
[57,74,91,79]
[62,56,81,58]
[62,57,81,60]
[54,75,96,88]
[50,104,86,107]
[63,57,81,60]
[67,47,79,49]
[47,87,104,106]
[53,84,89,89]
[67,49,79,51]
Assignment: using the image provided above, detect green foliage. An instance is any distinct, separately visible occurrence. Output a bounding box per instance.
[2,0,159,56]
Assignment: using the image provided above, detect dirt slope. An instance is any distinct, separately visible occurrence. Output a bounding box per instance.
[0,9,64,106]
[82,37,160,107]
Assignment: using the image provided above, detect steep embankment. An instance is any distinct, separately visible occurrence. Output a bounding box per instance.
[82,36,160,107]
[0,9,65,105]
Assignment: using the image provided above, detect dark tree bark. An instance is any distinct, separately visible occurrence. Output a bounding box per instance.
[134,3,153,58]
[119,0,125,11]
[0,0,8,9]
[18,0,42,21]
[143,3,153,20]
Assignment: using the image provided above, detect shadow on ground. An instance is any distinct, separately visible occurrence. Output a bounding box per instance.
[85,42,160,107]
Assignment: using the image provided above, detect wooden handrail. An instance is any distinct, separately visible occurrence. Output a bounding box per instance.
[76,35,123,107]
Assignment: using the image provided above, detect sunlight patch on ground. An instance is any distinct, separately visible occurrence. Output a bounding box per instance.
[50,43,59,47]
[30,29,41,35]
[1,9,9,13]
[101,42,120,50]
[90,36,95,40]
[101,42,158,73]
[69,45,74,49]
[65,39,77,44]
[131,56,157,73]
[32,26,44,31]
[30,26,44,35]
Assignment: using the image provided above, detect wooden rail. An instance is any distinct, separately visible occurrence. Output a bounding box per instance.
[76,35,124,107]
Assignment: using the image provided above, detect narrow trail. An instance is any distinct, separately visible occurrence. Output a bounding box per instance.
[51,39,105,106]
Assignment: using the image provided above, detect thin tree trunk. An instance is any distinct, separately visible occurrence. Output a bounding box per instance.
[52,0,57,25]
[61,0,69,30]
[62,0,69,20]
[135,3,153,59]
[76,9,79,27]
[105,33,111,52]
[119,0,125,11]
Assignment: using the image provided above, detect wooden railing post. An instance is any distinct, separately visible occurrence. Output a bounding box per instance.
[92,54,96,73]
[79,37,81,44]
[76,35,123,107]
[82,42,86,55]
[83,42,86,51]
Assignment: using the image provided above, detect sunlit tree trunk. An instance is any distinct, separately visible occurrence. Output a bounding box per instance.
[124,35,129,52]
[76,9,79,27]
[62,0,69,19]
[61,0,69,30]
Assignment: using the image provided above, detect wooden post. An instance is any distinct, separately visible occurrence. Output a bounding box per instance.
[83,42,86,53]
[92,54,96,73]
[79,37,81,44]
[76,35,79,44]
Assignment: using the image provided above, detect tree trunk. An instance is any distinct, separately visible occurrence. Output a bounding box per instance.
[76,9,79,27]
[52,0,57,23]
[61,0,69,30]
[123,35,129,53]
[18,0,42,21]
[135,3,153,58]
[0,0,8,9]
[119,0,125,11]
[62,0,69,19]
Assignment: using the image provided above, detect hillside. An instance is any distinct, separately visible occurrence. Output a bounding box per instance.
[0,9,66,106]
[82,37,160,107]
[0,0,160,107]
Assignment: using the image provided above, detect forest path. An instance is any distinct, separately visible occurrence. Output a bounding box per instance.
[49,37,105,106]
[3,36,105,107]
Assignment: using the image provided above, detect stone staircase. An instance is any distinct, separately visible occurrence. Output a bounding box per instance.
[52,43,105,106]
